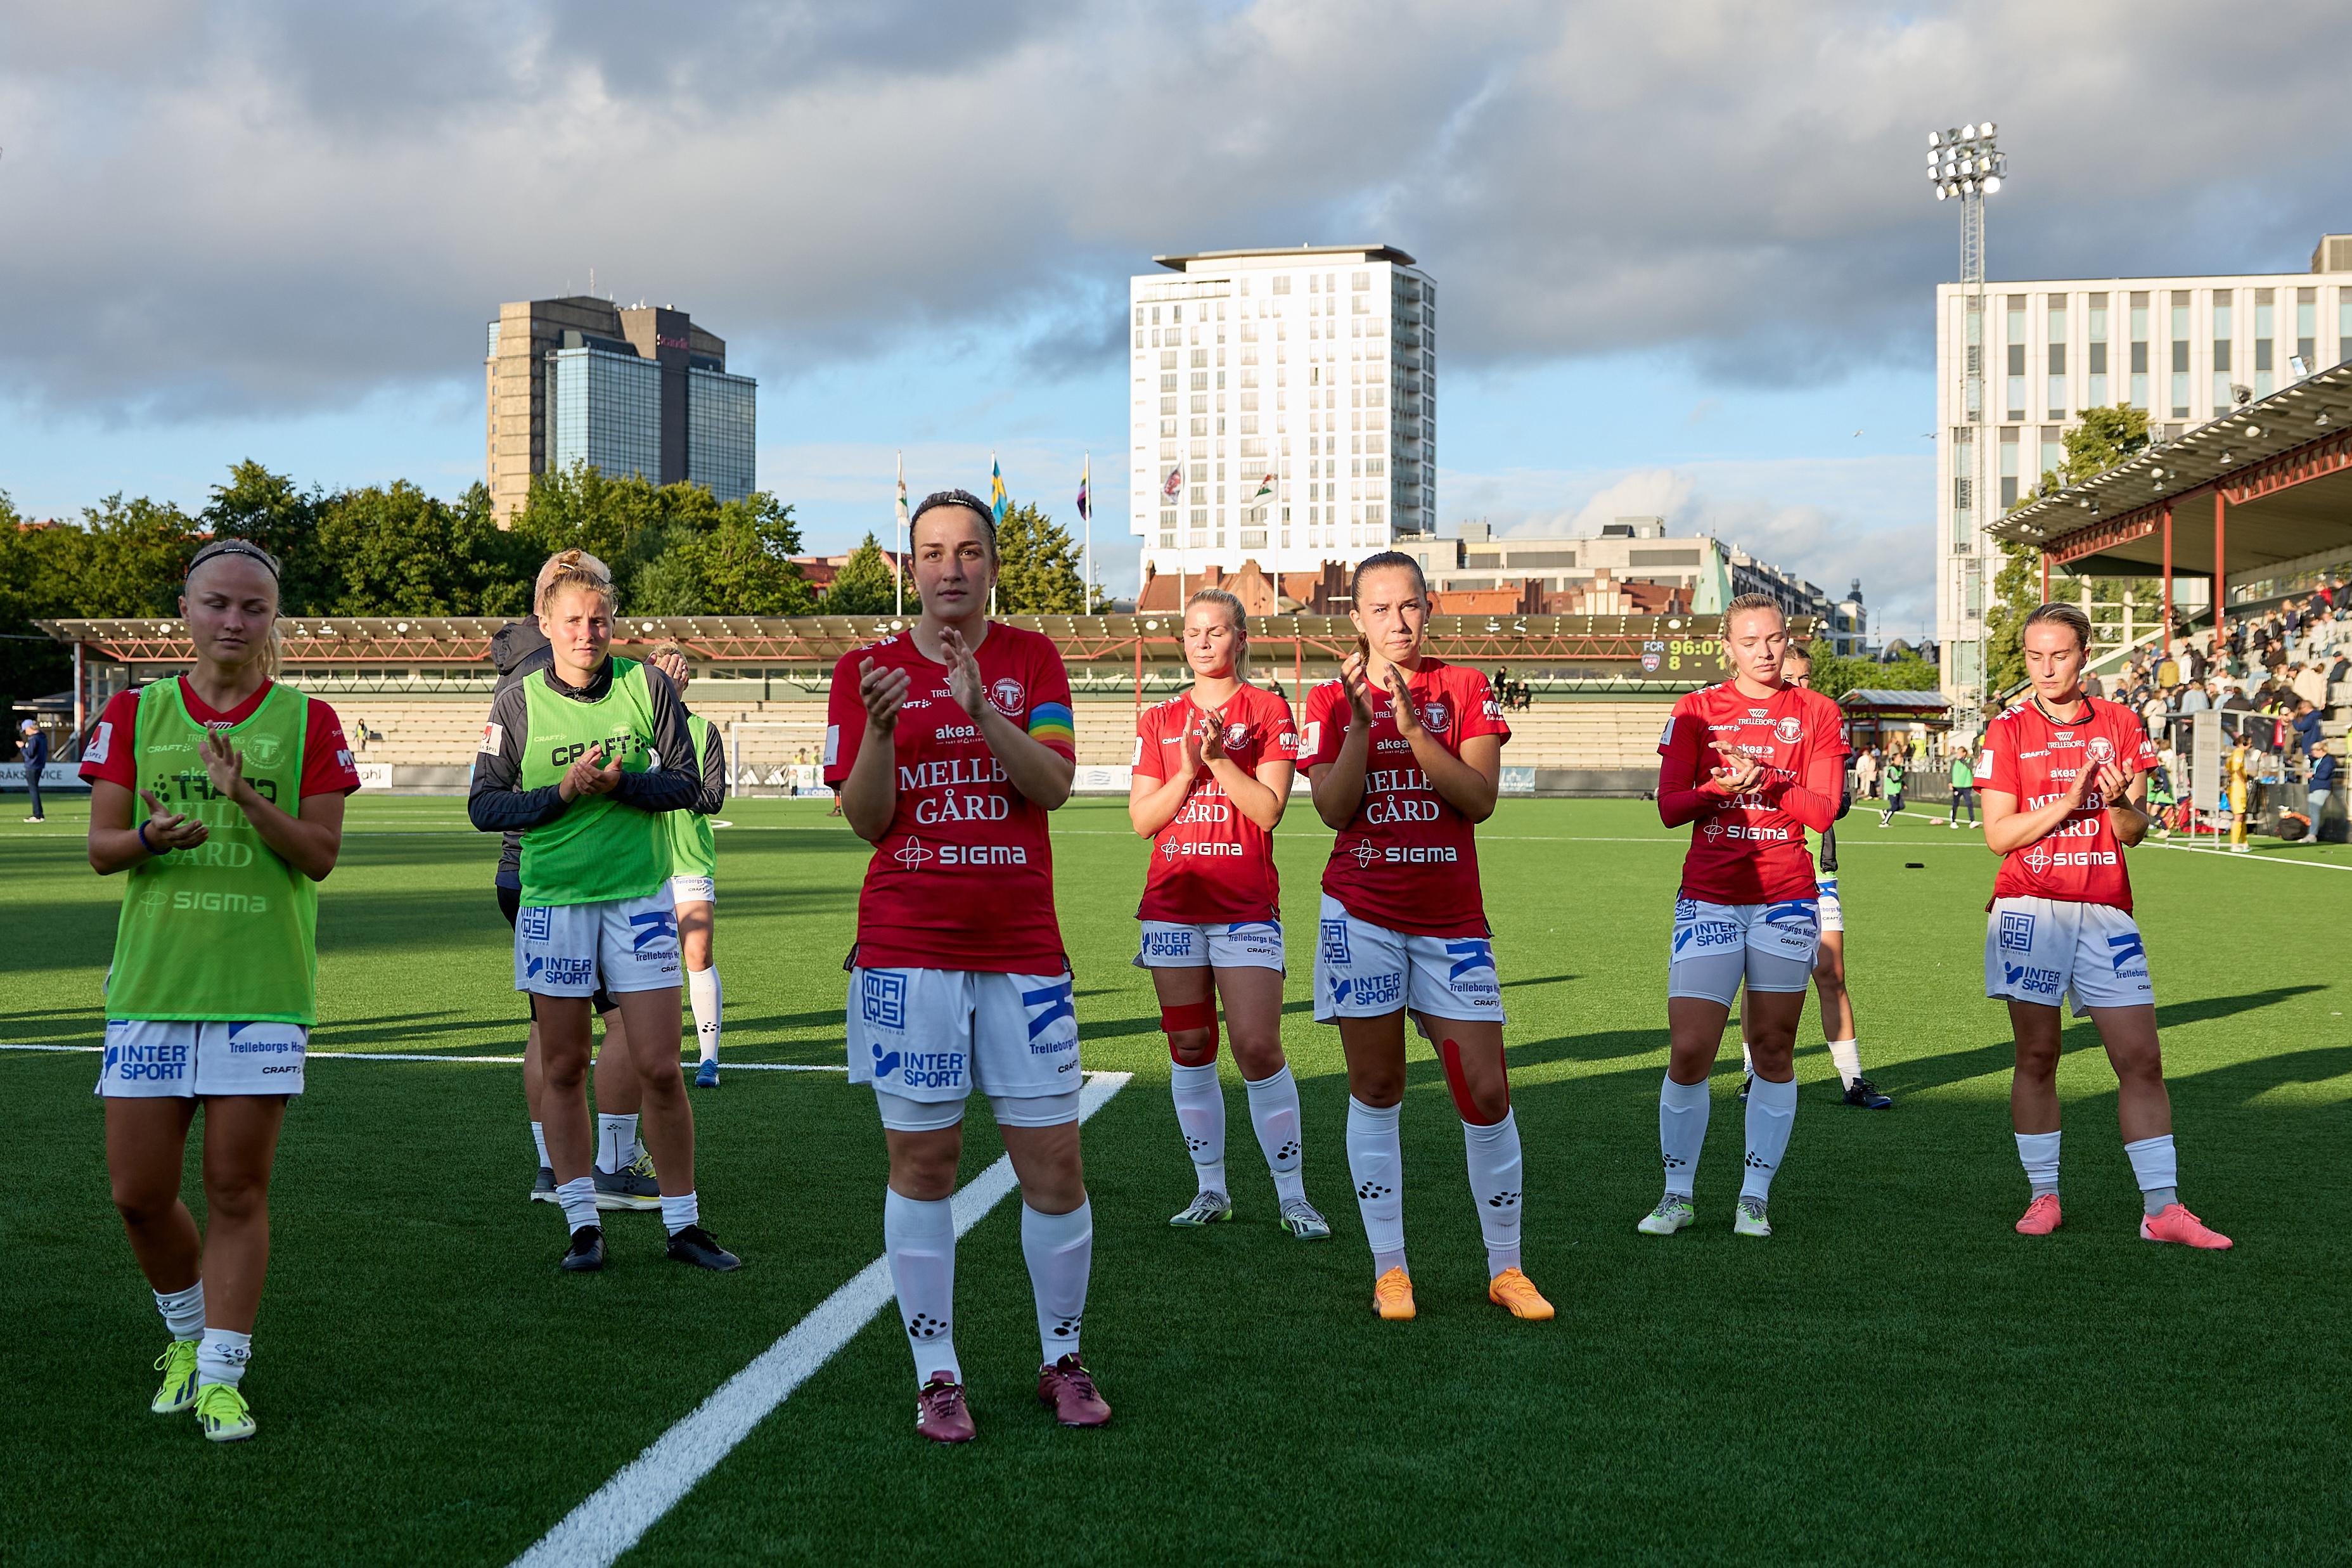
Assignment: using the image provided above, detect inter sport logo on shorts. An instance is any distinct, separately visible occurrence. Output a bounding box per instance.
[862,970,908,1029]
[1140,929,1195,958]
[2000,911,2036,952]
[2003,960,2064,996]
[520,906,553,944]
[870,1041,901,1079]
[1319,920,1351,965]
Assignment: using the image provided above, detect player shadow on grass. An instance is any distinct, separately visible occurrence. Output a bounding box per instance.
[2,1005,103,1047]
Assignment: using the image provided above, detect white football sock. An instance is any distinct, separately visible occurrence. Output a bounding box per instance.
[530,1121,549,1167]
[2124,1134,2178,1215]
[154,1280,205,1341]
[2015,1130,2062,1197]
[1346,1096,1406,1276]
[195,1327,251,1389]
[1659,1074,1710,1197]
[1243,1064,1307,1204]
[688,965,722,1064]
[659,1190,700,1236]
[1740,1074,1797,1202]
[597,1112,639,1173]
[1460,1110,1524,1276]
[1168,1062,1228,1195]
[1021,1200,1093,1366]
[1827,1040,1863,1089]
[885,1188,960,1383]
[556,1176,598,1233]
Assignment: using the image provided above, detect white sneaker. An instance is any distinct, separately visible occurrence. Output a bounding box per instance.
[1637,1195,1695,1235]
[1169,1190,1233,1227]
[1733,1197,1772,1237]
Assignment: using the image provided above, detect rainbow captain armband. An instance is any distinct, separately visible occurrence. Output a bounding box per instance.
[1027,702,1075,751]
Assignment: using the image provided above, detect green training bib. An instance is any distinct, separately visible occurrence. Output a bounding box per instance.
[107,680,320,1024]
[664,711,717,880]
[517,658,672,905]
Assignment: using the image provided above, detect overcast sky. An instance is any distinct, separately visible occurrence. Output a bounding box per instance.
[5,0,2349,638]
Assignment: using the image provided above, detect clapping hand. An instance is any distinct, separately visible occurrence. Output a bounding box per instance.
[859,657,909,732]
[1338,653,1377,728]
[1384,664,1423,739]
[1195,710,1229,766]
[136,788,209,852]
[942,627,988,719]
[198,730,249,806]
[560,744,622,802]
[1709,742,1766,795]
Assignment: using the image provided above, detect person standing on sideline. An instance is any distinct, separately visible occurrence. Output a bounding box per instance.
[2225,734,2253,853]
[1949,745,1977,827]
[1302,552,1552,1323]
[1128,588,1329,1240]
[830,489,1107,1443]
[2307,739,2337,828]
[1978,602,2230,1249]
[1642,595,1848,1240]
[19,717,48,821]
[646,642,728,1089]
[81,539,362,1443]
[470,550,738,1274]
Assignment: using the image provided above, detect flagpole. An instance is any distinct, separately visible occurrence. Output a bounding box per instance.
[1082,451,1093,616]
[893,450,906,619]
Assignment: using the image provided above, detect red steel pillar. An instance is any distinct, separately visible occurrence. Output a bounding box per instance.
[2213,489,2227,645]
[2160,502,2173,646]
[2040,549,2050,602]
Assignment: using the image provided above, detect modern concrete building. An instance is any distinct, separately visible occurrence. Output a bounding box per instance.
[1401,518,1846,626]
[1933,233,2352,698]
[484,297,756,524]
[1129,244,1435,582]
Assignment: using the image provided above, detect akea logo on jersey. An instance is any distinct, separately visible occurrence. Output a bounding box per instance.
[2000,911,2036,952]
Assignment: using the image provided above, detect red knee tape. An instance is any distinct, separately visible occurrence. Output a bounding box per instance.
[1438,1038,1508,1124]
[1162,1000,1219,1061]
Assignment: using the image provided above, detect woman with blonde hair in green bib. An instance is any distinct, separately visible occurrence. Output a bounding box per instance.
[80,539,363,1443]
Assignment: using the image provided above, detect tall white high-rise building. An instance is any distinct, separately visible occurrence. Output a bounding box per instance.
[1130,245,1435,584]
[1934,233,2352,698]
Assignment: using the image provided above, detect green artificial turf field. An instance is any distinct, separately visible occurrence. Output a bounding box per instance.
[4,794,2348,1567]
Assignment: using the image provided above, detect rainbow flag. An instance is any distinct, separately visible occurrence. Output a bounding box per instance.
[1076,457,1091,522]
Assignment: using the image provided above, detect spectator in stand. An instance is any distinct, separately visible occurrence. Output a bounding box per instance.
[1948,745,1976,828]
[2083,671,2105,700]
[2177,680,2211,716]
[2142,688,2169,745]
[2292,698,2324,762]
[17,717,47,823]
[2182,639,2207,684]
[2308,740,2337,828]
[2291,660,2327,709]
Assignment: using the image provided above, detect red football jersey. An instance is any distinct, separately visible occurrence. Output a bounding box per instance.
[823,624,1076,972]
[1655,681,1848,904]
[80,678,363,799]
[1132,684,1300,923]
[1978,696,2158,911]
[1299,658,1508,937]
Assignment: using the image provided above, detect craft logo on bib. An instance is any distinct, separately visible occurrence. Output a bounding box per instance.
[894,838,935,871]
[242,730,285,768]
[1774,717,1803,744]
[989,677,1025,716]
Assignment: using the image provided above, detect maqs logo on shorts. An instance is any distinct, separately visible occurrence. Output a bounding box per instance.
[519,906,553,944]
[1022,979,1076,1052]
[2003,960,2064,996]
[1674,897,1697,923]
[1319,919,1351,965]
[629,908,679,953]
[861,970,908,1029]
[2000,911,2036,952]
[1140,929,1195,958]
[2106,932,2147,974]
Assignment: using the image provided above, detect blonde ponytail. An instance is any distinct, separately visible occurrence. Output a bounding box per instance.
[535,548,615,615]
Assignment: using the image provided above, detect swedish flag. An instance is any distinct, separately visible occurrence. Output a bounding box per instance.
[989,454,1009,523]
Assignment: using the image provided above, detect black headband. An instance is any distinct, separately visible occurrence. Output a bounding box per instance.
[909,489,997,537]
[188,539,282,579]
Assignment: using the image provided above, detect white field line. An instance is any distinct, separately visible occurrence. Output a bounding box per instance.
[1879,807,2352,872]
[0,1043,844,1072]
[508,1069,1132,1568]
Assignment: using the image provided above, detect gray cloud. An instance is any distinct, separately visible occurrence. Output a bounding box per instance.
[2,0,2349,420]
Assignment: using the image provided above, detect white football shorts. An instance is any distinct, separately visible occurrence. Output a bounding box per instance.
[847,967,1083,1126]
[1134,919,1285,972]
[513,890,682,998]
[1816,875,1844,935]
[1668,897,1821,1005]
[1985,896,2154,1015]
[95,1020,308,1099]
[1311,896,1505,1024]
[669,874,716,906]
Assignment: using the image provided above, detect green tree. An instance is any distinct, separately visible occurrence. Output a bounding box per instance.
[0,491,84,726]
[202,461,330,612]
[75,494,200,616]
[312,482,536,616]
[657,501,814,615]
[993,500,1085,612]
[826,534,899,614]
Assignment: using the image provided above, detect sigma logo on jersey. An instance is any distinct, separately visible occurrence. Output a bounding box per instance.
[861,970,908,1029]
[1702,821,1792,843]
[891,836,1029,870]
[988,677,1026,716]
[2000,911,2036,951]
[2024,846,2119,870]
[2002,960,2064,996]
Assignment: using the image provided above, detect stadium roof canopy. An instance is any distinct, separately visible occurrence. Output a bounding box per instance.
[1989,365,2352,612]
[1840,689,1953,715]
[37,611,1807,671]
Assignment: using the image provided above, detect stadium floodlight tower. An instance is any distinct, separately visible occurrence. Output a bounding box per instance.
[1928,120,2008,720]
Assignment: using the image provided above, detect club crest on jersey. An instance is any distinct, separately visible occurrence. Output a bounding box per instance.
[1773,717,1803,744]
[1223,723,1249,747]
[2086,736,2115,764]
[1419,700,1449,731]
[241,731,285,768]
[988,677,1026,716]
